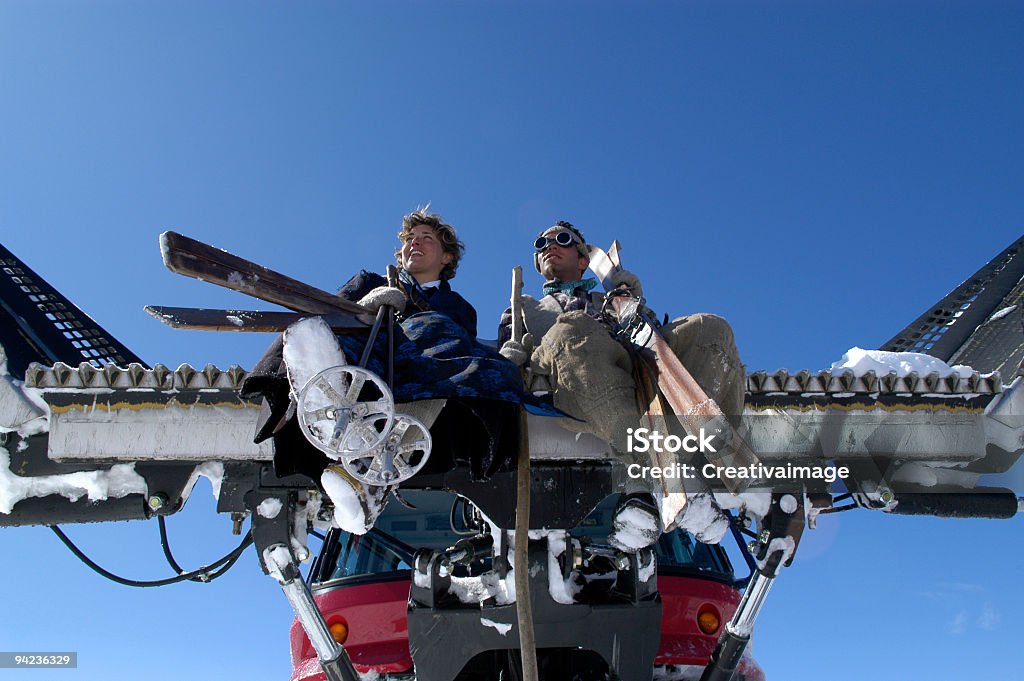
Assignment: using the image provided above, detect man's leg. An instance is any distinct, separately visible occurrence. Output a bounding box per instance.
[530,311,640,452]
[531,312,663,550]
[662,313,746,417]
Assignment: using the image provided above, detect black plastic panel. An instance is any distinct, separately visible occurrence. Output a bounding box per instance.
[881,235,1024,371]
[0,242,146,377]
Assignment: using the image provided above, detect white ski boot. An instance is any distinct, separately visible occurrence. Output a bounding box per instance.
[320,465,389,535]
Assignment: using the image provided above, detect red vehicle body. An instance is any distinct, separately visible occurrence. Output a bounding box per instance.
[289,491,765,681]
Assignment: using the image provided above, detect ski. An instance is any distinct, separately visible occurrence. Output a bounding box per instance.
[144,305,372,333]
[160,231,369,316]
[589,242,760,496]
[633,350,692,526]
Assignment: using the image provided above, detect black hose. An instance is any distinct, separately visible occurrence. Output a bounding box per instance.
[50,524,253,588]
[158,515,187,575]
[818,503,857,514]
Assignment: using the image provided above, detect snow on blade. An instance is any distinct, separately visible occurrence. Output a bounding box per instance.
[0,355,48,436]
[480,617,513,636]
[715,491,772,520]
[182,461,225,503]
[544,531,580,605]
[831,347,974,379]
[990,305,1017,322]
[290,494,312,562]
[638,555,656,583]
[15,381,51,438]
[257,497,283,519]
[0,445,146,514]
[754,536,796,574]
[448,515,517,605]
[653,664,705,681]
[196,461,225,499]
[449,571,514,605]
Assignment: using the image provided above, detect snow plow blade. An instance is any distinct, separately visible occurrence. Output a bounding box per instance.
[4,357,1023,528]
[0,357,273,528]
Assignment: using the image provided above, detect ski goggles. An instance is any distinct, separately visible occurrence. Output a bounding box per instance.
[534,230,582,251]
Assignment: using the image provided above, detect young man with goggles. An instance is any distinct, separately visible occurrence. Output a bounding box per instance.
[533,229,583,251]
[497,221,746,549]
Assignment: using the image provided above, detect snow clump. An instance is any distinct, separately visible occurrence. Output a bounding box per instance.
[0,446,147,514]
[831,347,974,379]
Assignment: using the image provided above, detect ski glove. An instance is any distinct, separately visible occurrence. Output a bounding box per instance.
[357,286,406,314]
[611,270,643,299]
[499,333,534,367]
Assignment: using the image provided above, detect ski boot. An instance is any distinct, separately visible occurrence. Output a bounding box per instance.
[320,464,390,535]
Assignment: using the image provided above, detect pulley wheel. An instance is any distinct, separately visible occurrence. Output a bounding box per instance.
[340,413,432,486]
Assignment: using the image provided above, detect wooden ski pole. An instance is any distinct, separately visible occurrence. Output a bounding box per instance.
[385,266,399,388]
[510,266,539,681]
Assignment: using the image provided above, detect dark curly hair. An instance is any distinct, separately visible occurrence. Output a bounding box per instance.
[395,209,465,281]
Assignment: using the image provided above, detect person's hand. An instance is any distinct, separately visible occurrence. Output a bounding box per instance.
[499,333,534,367]
[611,270,643,299]
[357,286,406,314]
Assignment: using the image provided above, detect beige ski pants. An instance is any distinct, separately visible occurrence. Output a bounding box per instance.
[530,311,745,451]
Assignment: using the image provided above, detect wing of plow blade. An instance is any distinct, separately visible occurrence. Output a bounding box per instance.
[0,352,277,528]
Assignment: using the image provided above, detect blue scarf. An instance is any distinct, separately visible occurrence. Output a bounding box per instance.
[543,277,598,297]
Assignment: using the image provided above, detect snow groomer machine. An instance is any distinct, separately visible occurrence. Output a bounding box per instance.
[2,233,1023,681]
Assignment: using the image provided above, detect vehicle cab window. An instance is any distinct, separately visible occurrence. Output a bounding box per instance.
[312,490,737,585]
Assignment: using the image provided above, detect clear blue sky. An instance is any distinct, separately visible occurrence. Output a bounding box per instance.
[1,2,1022,680]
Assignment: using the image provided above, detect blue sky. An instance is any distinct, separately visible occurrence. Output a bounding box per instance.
[1,2,1022,680]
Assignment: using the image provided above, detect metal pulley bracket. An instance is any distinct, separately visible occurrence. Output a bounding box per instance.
[339,413,432,486]
[297,365,395,458]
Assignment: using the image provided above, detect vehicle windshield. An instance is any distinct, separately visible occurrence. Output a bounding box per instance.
[313,490,736,584]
